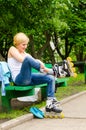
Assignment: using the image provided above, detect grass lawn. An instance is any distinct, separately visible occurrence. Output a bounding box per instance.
[56,73,86,100]
[0,73,86,120]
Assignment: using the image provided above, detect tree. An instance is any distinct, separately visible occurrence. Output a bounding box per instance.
[0,0,86,67]
[0,0,68,62]
[51,0,86,62]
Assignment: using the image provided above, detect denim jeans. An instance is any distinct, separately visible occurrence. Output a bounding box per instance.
[15,56,55,97]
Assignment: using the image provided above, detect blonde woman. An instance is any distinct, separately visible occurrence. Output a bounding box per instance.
[7,32,62,114]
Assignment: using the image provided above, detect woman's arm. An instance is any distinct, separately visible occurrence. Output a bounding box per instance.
[36,59,51,73]
[8,46,25,62]
[8,46,50,72]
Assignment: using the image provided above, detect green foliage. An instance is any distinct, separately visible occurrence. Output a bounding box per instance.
[0,110,27,119]
[55,73,86,100]
[0,0,86,62]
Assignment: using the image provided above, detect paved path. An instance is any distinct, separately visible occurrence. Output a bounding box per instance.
[0,91,86,130]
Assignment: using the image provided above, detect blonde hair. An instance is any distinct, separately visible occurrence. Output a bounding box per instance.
[13,32,29,46]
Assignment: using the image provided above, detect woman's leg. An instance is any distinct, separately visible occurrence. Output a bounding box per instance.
[30,73,55,98]
[30,73,62,113]
[15,56,40,85]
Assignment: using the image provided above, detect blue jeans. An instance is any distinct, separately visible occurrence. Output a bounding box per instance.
[15,56,55,97]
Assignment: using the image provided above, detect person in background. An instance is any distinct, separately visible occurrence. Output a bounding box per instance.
[7,32,62,113]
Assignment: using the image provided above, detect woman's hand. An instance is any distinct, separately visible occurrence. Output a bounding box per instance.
[36,59,50,73]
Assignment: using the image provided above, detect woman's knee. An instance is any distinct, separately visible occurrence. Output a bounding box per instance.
[23,56,30,63]
[23,56,32,66]
[47,75,55,82]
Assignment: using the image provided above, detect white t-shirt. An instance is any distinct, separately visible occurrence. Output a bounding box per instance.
[7,58,22,81]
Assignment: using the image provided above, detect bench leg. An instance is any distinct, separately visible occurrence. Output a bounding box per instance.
[1,89,35,111]
[1,96,11,111]
[60,82,67,87]
[41,87,47,100]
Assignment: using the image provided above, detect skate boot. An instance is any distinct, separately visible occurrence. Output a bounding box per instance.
[44,98,64,118]
[53,57,77,78]
[53,64,67,78]
[62,57,77,78]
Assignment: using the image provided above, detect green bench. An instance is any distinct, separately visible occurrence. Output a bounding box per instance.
[1,63,69,111]
[84,61,86,84]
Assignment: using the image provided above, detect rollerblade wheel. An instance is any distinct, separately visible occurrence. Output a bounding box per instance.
[71,67,76,72]
[44,115,48,118]
[60,112,65,119]
[44,115,52,118]
[73,73,77,78]
[48,115,53,118]
[70,62,74,67]
[67,57,72,61]
[54,115,58,118]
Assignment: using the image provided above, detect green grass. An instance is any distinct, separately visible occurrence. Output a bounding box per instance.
[55,74,86,100]
[0,73,86,120]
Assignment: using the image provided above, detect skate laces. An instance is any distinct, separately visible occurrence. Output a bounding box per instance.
[53,64,59,77]
[62,60,70,76]
[63,60,68,70]
[52,98,60,105]
[46,98,62,113]
[52,99,62,112]
[46,98,59,108]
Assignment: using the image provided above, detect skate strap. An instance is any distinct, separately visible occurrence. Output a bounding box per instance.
[53,64,59,77]
[30,107,44,119]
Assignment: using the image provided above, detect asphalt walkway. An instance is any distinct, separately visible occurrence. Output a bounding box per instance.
[0,91,86,130]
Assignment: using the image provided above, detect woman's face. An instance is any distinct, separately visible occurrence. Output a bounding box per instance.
[16,41,28,53]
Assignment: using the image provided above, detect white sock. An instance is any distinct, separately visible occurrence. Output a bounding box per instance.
[40,68,54,75]
[46,99,53,107]
[47,69,54,75]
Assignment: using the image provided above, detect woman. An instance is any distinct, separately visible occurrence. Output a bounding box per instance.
[7,32,62,113]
